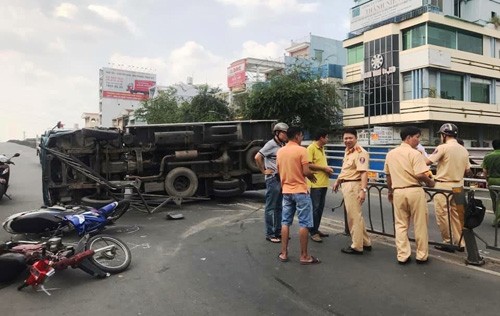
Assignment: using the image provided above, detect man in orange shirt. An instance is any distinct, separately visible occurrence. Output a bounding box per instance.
[276,126,319,265]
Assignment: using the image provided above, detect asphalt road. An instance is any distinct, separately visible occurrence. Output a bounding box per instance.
[0,142,499,316]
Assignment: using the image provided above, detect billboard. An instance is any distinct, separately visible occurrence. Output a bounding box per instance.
[350,0,423,32]
[101,68,156,101]
[227,60,246,89]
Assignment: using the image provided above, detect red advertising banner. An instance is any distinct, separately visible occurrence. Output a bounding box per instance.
[101,68,156,101]
[132,80,155,93]
[103,91,149,101]
[227,60,246,89]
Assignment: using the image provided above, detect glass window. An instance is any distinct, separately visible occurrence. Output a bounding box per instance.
[347,44,363,64]
[457,31,482,54]
[440,73,463,100]
[428,24,456,49]
[402,24,426,50]
[470,78,490,103]
[402,73,412,100]
[314,49,323,63]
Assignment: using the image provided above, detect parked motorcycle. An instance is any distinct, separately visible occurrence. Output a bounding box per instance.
[2,200,130,236]
[0,153,20,200]
[0,233,131,290]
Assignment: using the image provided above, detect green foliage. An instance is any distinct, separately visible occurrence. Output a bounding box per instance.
[242,67,343,134]
[135,87,181,124]
[135,85,232,124]
[180,85,231,122]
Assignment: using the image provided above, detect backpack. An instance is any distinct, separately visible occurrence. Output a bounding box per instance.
[464,191,486,229]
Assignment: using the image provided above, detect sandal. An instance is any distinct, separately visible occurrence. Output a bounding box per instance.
[300,256,321,265]
[266,237,281,243]
[278,253,289,262]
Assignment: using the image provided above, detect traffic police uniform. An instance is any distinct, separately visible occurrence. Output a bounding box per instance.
[384,143,430,262]
[482,148,500,224]
[428,139,470,247]
[337,145,371,251]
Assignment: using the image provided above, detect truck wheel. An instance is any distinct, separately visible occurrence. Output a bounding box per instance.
[164,167,198,198]
[245,146,261,172]
[213,179,240,190]
[82,128,120,141]
[213,187,242,198]
[208,125,237,135]
[81,195,115,209]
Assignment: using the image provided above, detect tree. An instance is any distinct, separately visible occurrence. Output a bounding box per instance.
[135,87,182,124]
[180,85,231,122]
[242,67,343,134]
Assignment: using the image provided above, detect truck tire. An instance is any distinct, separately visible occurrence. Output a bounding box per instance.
[213,179,240,190]
[208,125,237,135]
[208,134,237,142]
[245,146,261,172]
[164,167,198,198]
[213,187,242,198]
[82,128,120,141]
[81,195,115,209]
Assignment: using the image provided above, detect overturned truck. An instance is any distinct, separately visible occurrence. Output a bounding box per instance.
[41,120,275,206]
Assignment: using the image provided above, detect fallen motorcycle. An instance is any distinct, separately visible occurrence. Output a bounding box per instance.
[0,152,20,201]
[2,200,130,236]
[0,201,132,287]
[0,233,131,290]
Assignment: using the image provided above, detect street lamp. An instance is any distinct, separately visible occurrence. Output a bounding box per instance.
[339,87,373,145]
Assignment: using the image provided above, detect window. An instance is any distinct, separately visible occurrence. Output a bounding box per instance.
[347,44,364,64]
[402,72,412,100]
[470,78,490,104]
[428,24,456,49]
[440,73,463,100]
[402,24,426,50]
[314,49,323,63]
[457,31,482,55]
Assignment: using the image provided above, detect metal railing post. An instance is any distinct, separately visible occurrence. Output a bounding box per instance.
[452,187,485,266]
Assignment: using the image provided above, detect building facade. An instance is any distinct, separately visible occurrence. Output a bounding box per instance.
[285,34,346,80]
[98,67,156,127]
[343,0,500,146]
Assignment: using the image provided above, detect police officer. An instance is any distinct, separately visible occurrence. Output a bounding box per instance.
[385,126,435,264]
[426,123,471,252]
[255,122,289,243]
[332,128,371,255]
[482,139,500,226]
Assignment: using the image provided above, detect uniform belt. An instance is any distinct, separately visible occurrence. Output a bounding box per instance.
[393,185,422,190]
[435,179,460,183]
[341,179,361,183]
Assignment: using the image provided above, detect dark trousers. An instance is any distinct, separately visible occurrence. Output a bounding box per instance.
[309,187,327,235]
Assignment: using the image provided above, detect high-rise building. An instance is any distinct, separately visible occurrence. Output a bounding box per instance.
[99,67,156,127]
[343,0,500,146]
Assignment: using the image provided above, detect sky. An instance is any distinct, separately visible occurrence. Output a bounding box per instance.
[0,0,353,142]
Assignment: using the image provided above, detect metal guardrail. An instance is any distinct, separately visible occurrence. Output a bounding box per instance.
[339,182,500,255]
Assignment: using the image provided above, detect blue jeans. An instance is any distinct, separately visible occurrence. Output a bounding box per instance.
[308,187,327,235]
[282,193,313,228]
[265,176,282,237]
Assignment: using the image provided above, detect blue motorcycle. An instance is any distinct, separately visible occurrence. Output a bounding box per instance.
[2,201,130,236]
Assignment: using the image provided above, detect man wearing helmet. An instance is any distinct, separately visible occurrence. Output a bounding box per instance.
[255,122,289,243]
[426,123,472,252]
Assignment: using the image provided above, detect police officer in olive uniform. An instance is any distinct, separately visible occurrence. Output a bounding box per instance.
[332,128,372,255]
[385,126,435,264]
[482,139,500,226]
[426,123,471,252]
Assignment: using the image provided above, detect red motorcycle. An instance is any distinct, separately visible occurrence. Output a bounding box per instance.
[0,234,131,291]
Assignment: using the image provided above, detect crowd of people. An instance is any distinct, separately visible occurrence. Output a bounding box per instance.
[255,122,500,265]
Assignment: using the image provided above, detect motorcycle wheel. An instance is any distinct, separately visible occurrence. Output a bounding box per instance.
[85,235,131,274]
[107,200,130,222]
